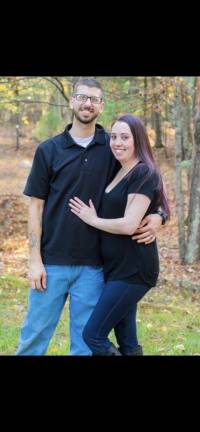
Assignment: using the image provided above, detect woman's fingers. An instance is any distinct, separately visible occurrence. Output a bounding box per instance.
[89,199,95,209]
[69,198,82,207]
[69,202,80,210]
[69,197,91,212]
[70,208,80,216]
[73,197,85,205]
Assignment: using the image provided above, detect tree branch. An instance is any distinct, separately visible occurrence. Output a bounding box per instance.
[0,99,68,107]
[43,77,70,103]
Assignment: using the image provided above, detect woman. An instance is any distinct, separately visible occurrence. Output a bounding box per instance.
[69,114,170,356]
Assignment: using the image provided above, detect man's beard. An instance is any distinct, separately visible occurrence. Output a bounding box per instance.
[73,110,99,124]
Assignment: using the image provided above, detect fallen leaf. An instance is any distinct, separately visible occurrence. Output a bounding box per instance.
[186,268,194,273]
[175,344,185,351]
[146,323,153,329]
[160,326,167,332]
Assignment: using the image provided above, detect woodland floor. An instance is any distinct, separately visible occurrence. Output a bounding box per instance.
[0,125,200,355]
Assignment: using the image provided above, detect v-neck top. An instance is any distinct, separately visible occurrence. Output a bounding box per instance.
[105,162,140,194]
[99,162,160,287]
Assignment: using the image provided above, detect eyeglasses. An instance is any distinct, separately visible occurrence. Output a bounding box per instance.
[73,94,102,104]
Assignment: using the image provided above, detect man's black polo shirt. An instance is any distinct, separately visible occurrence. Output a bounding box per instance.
[24,124,118,266]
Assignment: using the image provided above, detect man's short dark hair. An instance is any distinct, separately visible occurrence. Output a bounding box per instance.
[73,77,103,97]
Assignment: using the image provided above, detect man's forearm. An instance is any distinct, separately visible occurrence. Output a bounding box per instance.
[28,199,44,262]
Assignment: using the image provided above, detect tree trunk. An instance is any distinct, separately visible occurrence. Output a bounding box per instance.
[15,101,20,150]
[163,101,169,146]
[154,111,163,148]
[192,77,198,115]
[185,77,200,263]
[143,77,148,127]
[181,80,193,161]
[175,81,186,262]
[151,77,163,148]
[182,92,193,189]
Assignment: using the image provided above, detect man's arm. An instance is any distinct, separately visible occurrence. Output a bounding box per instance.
[28,197,46,292]
[132,213,163,244]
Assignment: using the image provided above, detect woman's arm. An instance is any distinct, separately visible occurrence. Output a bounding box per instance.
[69,194,151,235]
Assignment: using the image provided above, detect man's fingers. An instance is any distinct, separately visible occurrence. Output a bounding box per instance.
[30,279,36,290]
[132,232,155,243]
[144,239,155,244]
[132,231,151,240]
[138,235,155,244]
[35,279,43,291]
[42,273,47,289]
[134,226,149,234]
[31,275,45,292]
[138,217,148,228]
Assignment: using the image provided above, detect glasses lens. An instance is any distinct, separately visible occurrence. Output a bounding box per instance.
[76,94,87,102]
[75,94,102,104]
[90,96,101,104]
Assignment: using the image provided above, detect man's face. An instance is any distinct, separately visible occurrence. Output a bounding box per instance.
[70,85,104,124]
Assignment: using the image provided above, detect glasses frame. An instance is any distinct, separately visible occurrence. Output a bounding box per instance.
[73,93,103,104]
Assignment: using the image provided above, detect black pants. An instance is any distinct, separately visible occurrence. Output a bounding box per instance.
[83,280,150,354]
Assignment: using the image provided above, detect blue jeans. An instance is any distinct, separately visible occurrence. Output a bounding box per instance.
[83,280,150,354]
[16,265,105,356]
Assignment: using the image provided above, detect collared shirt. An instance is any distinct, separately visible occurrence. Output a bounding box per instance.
[24,124,119,265]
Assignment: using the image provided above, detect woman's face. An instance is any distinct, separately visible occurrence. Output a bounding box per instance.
[110,121,135,164]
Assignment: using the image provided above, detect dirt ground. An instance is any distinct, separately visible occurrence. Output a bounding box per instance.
[0,124,200,294]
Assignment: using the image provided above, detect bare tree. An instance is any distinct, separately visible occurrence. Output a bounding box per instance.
[185,77,200,263]
[143,77,148,127]
[43,77,71,104]
[151,77,163,148]
[174,81,186,261]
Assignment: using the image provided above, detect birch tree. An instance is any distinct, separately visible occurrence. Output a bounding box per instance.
[185,77,200,263]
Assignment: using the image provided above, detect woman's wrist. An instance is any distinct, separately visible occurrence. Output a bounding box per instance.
[91,216,100,228]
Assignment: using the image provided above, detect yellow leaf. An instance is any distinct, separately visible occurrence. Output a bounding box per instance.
[0,84,6,92]
[160,326,167,332]
[146,323,153,329]
[22,116,29,125]
[63,83,69,94]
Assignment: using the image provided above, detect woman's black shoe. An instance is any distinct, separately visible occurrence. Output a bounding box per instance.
[93,344,122,356]
[119,345,143,356]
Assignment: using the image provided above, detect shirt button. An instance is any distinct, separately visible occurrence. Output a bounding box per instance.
[84,158,88,162]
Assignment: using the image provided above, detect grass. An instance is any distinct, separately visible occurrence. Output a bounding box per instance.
[0,273,200,355]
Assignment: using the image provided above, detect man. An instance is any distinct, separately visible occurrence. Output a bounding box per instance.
[16,77,166,355]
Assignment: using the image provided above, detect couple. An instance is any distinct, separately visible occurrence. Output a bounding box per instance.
[16,77,169,356]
